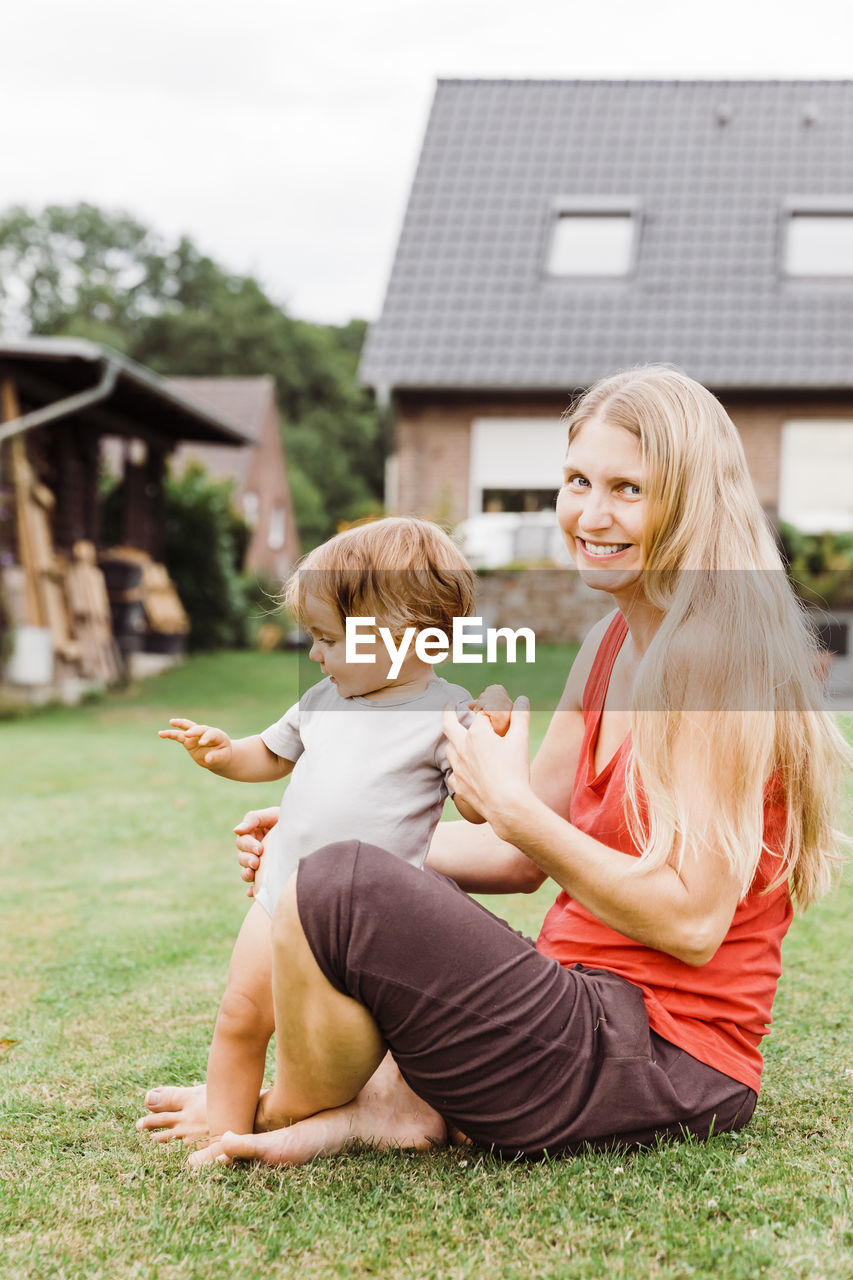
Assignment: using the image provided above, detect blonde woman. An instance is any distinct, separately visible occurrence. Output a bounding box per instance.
[139,367,848,1165]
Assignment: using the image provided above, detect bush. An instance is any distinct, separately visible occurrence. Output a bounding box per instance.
[779,522,853,610]
[162,465,251,649]
[100,464,252,650]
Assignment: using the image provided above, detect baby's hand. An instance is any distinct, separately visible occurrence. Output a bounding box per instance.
[468,685,514,737]
[159,718,233,770]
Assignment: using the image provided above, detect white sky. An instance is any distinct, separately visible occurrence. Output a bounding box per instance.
[3,0,852,325]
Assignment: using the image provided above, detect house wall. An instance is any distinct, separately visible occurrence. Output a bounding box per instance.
[724,395,853,519]
[394,394,567,525]
[392,391,853,528]
[242,401,301,580]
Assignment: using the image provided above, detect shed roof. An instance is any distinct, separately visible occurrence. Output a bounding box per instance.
[0,338,253,444]
[360,79,853,393]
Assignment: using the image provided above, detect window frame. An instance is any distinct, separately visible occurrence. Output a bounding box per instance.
[781,197,853,279]
[544,196,641,280]
[779,418,853,533]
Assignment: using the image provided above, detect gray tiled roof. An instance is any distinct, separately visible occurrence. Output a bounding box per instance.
[360,79,853,392]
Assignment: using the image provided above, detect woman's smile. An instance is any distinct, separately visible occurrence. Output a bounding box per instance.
[556,415,647,599]
[577,538,633,559]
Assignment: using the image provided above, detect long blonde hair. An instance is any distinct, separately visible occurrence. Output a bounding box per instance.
[566,366,849,907]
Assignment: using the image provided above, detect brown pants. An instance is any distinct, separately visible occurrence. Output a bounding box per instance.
[296,841,756,1159]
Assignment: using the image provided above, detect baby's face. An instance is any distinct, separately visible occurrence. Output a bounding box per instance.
[302,593,412,699]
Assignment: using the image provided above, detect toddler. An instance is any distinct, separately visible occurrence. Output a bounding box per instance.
[160,516,507,1167]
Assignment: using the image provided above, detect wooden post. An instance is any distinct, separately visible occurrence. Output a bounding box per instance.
[2,377,43,626]
[0,377,18,427]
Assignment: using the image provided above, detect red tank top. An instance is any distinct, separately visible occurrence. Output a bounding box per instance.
[536,612,793,1093]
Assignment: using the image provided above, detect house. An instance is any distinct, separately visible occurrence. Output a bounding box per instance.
[169,377,300,580]
[360,79,853,539]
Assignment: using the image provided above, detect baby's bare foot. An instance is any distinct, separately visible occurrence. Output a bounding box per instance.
[136,1084,208,1146]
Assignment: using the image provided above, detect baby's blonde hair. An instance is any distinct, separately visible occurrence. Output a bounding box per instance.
[282,516,475,635]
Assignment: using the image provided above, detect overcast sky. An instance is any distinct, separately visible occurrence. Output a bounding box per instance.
[3,0,852,325]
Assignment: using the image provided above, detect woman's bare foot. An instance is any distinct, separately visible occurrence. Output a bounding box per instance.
[136,1084,208,1146]
[221,1058,448,1167]
[187,1138,228,1170]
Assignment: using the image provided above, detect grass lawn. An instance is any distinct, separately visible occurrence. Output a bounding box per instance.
[1,650,851,1280]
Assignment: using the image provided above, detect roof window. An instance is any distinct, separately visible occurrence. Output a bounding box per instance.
[546,204,636,277]
[784,207,853,277]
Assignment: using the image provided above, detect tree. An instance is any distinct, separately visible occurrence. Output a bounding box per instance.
[161,466,251,650]
[0,203,384,544]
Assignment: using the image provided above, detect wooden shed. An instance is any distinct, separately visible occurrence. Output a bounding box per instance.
[0,337,251,702]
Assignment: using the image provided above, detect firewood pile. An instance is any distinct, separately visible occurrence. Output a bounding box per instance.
[3,433,187,688]
[99,546,190,655]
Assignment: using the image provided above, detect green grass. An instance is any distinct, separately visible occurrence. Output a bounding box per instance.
[1,651,851,1280]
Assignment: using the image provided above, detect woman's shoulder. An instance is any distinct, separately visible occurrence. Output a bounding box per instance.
[577,609,623,668]
[559,609,622,712]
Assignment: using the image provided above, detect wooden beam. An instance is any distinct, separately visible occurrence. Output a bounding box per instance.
[1,377,18,427]
[2,377,43,626]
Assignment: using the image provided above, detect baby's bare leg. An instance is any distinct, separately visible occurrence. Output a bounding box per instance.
[188,900,275,1169]
[251,875,386,1134]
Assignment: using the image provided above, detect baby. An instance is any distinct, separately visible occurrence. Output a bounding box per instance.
[159,516,508,1167]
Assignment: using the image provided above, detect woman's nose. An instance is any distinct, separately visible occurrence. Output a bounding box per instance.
[580,488,614,531]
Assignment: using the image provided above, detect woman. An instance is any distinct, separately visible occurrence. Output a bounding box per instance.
[138,366,848,1164]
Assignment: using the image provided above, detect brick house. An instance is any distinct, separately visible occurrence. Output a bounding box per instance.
[360,79,853,540]
[170,377,300,579]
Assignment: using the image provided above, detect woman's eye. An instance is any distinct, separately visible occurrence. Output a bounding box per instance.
[622,483,641,496]
[566,473,589,488]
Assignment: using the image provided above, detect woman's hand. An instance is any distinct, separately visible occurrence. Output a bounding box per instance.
[442,696,533,836]
[234,807,280,897]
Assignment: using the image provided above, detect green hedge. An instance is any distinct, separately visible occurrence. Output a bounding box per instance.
[779,522,853,610]
[101,464,252,650]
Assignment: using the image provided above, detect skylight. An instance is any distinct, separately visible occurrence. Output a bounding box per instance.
[785,211,853,277]
[546,212,635,277]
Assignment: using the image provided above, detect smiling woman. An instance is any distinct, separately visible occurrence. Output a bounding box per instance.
[557,415,647,593]
[140,365,850,1172]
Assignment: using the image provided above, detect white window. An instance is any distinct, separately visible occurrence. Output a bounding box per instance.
[779,421,853,531]
[784,210,853,276]
[547,210,635,277]
[268,505,286,550]
[469,419,567,516]
[242,491,259,528]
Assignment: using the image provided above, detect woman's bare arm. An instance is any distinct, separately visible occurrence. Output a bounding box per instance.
[427,626,609,895]
[443,701,743,967]
[526,618,608,819]
[425,819,545,893]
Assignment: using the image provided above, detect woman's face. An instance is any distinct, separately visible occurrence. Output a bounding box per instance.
[556,415,647,595]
